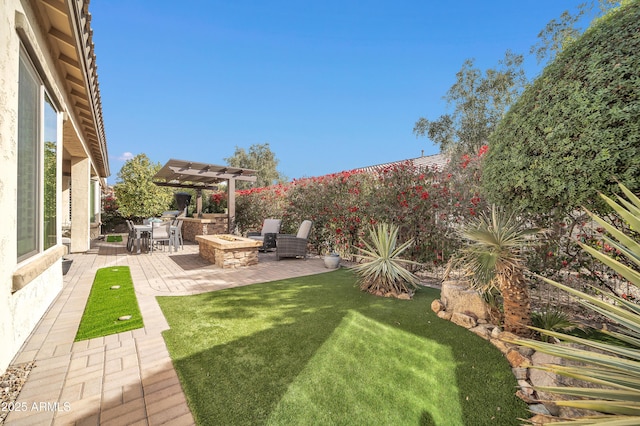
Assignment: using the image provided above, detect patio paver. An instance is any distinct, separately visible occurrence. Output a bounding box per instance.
[4,239,330,425]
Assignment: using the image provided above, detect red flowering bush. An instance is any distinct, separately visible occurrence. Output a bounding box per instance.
[208,191,228,213]
[235,146,490,268]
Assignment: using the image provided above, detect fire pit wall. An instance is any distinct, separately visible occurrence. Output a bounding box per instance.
[196,235,262,269]
[182,215,228,242]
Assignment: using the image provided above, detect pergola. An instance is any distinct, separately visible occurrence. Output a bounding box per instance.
[152,159,257,228]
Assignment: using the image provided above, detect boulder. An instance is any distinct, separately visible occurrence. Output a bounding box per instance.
[441,280,491,321]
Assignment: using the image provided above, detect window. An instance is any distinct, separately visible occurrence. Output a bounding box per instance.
[90,180,96,223]
[44,95,58,249]
[17,47,58,262]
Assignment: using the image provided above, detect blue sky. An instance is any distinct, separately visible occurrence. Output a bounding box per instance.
[90,1,592,184]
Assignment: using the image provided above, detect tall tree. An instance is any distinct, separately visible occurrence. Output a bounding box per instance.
[113,154,173,220]
[224,143,287,189]
[413,51,526,157]
[530,0,624,65]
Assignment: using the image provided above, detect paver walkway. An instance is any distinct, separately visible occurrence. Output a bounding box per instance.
[5,239,330,425]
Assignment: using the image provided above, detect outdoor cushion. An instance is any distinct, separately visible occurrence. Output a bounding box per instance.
[296,220,312,239]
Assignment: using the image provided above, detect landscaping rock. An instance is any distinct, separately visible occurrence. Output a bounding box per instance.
[396,293,412,300]
[517,379,534,395]
[529,404,552,416]
[490,326,502,338]
[437,311,452,321]
[430,299,445,313]
[518,346,535,357]
[497,331,520,343]
[469,324,491,339]
[515,389,537,404]
[512,367,528,380]
[529,413,559,425]
[441,280,490,321]
[450,312,477,329]
[489,338,511,354]
[0,362,35,424]
[506,349,531,368]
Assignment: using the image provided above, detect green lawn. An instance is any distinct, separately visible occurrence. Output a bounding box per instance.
[158,269,528,425]
[106,235,123,242]
[75,266,143,341]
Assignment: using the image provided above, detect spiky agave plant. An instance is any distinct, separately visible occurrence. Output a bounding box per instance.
[512,183,640,423]
[353,223,421,295]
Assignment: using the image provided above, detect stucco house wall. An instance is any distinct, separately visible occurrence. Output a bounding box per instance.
[0,0,109,374]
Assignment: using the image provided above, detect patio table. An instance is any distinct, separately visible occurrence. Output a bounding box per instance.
[133,224,179,253]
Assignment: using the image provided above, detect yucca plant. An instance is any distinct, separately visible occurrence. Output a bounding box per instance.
[512,183,640,423]
[446,205,545,335]
[353,223,420,295]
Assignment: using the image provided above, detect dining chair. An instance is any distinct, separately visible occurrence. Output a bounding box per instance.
[170,219,184,250]
[150,221,171,253]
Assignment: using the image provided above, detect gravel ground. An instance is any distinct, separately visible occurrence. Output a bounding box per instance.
[0,362,35,425]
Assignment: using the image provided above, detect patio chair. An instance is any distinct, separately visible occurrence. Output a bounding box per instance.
[247,218,282,252]
[150,221,171,253]
[170,218,184,250]
[276,220,313,260]
[126,220,136,252]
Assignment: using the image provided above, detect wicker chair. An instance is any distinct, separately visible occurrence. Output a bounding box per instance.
[247,218,282,252]
[276,220,313,260]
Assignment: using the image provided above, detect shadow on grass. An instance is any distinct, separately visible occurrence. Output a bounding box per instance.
[158,269,527,425]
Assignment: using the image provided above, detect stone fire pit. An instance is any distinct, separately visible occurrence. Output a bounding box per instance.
[195,234,263,269]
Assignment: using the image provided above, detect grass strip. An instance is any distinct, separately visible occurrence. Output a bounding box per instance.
[158,269,528,425]
[106,235,123,242]
[75,266,143,341]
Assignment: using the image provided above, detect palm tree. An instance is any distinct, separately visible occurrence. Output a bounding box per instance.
[447,205,544,335]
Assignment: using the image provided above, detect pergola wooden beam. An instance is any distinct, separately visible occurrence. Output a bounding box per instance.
[152,159,258,230]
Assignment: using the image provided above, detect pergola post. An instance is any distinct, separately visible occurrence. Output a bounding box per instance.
[227,178,236,233]
[196,188,203,217]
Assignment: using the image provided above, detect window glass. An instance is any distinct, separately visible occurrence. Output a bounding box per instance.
[17,52,40,260]
[90,180,96,223]
[43,95,57,250]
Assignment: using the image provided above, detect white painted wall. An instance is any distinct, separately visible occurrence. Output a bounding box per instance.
[0,0,76,374]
